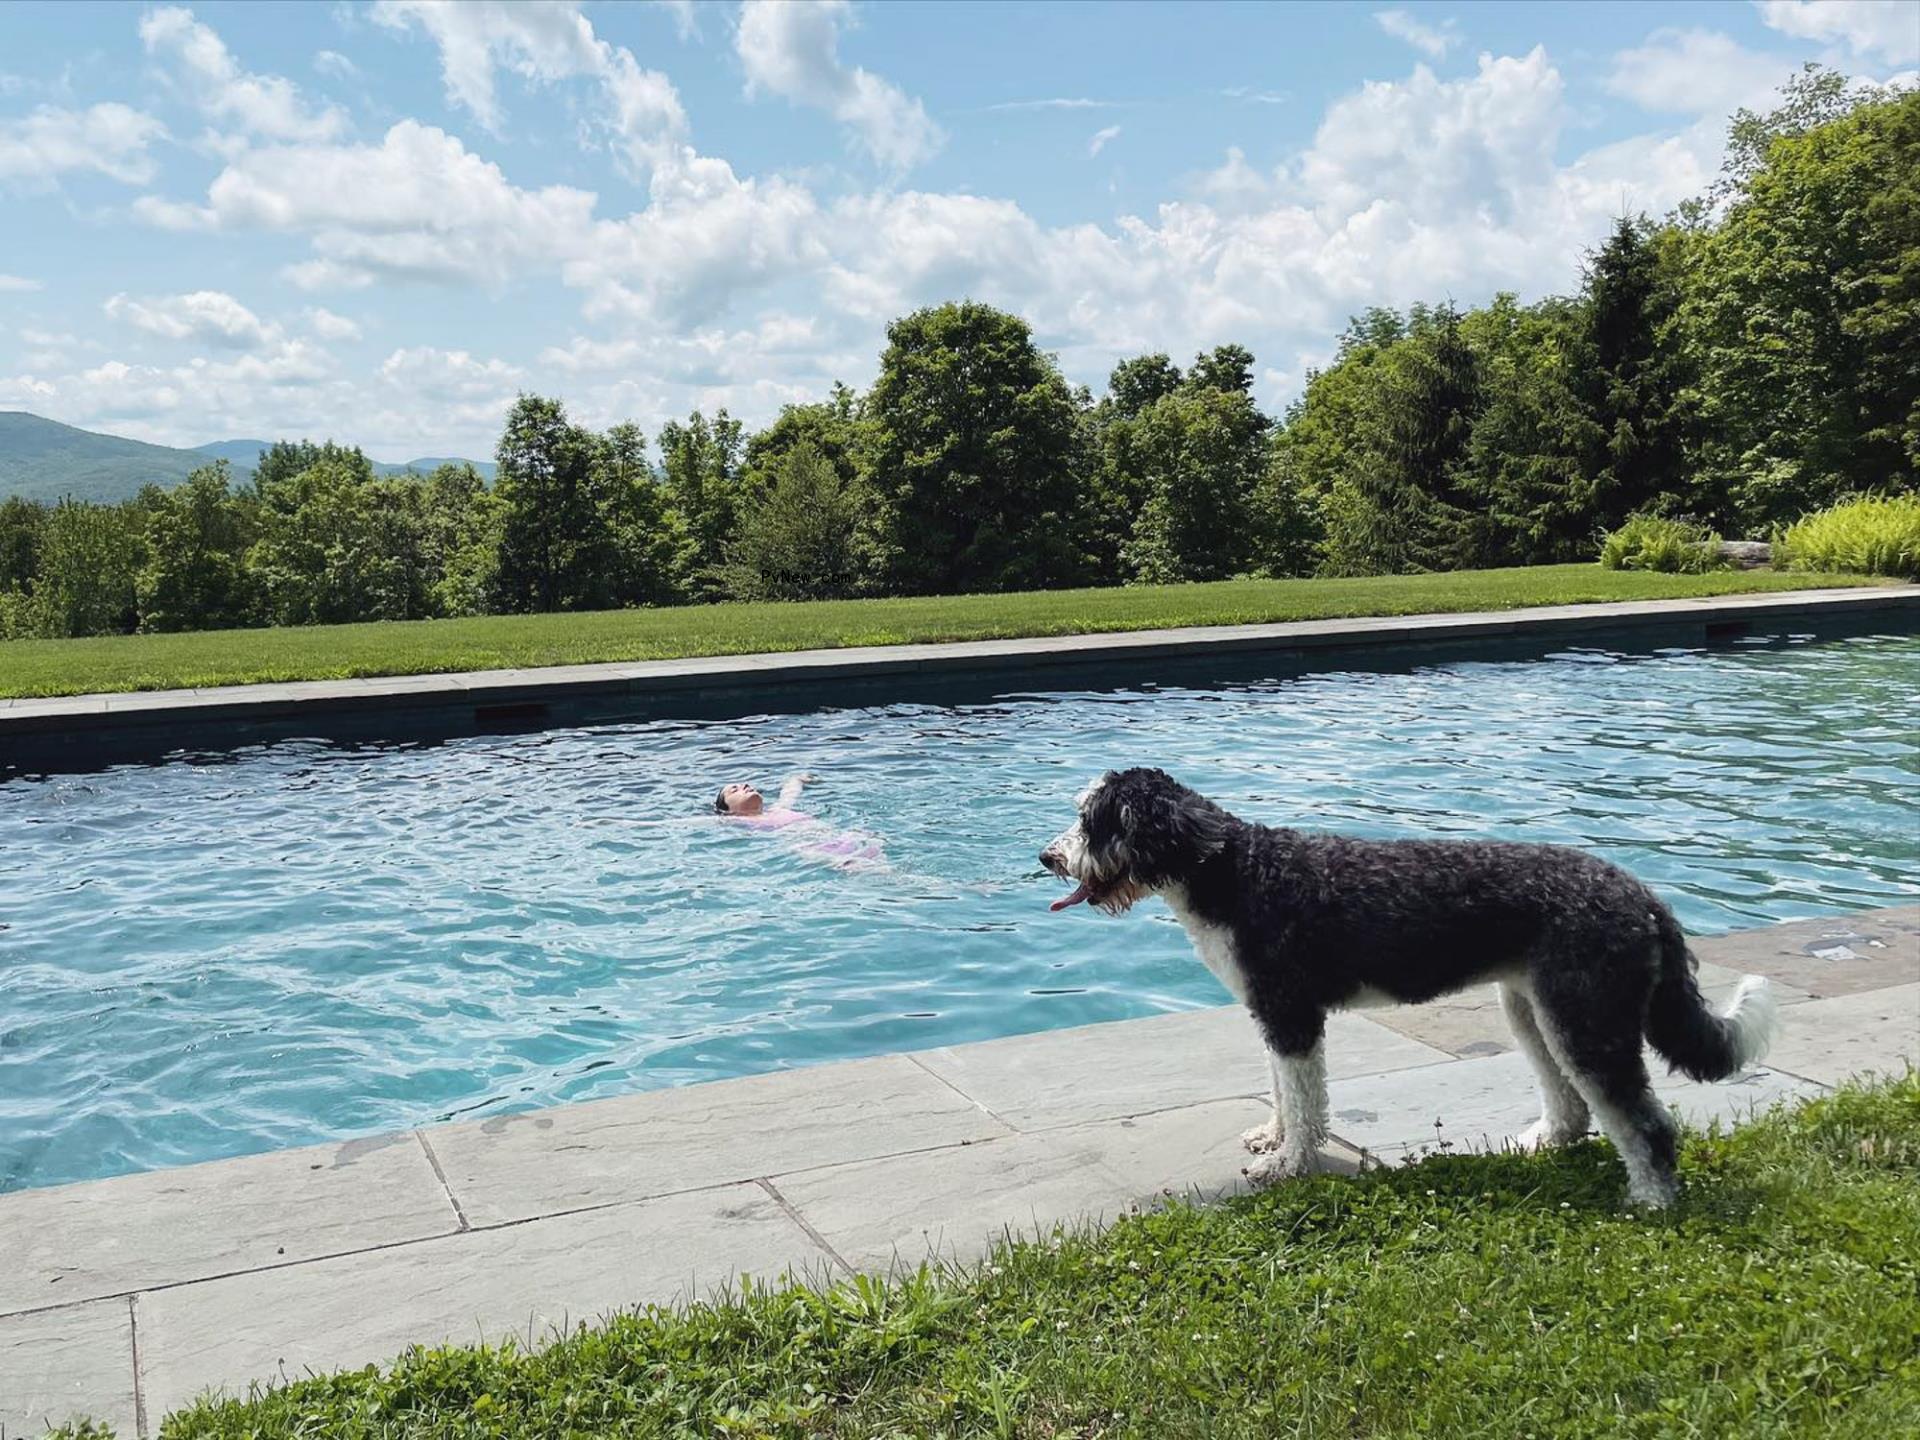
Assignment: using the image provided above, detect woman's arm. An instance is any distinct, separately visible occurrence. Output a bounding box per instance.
[778,773,819,808]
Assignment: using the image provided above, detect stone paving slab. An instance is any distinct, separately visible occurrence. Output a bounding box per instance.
[910,1006,1450,1131]
[769,1129,1140,1274]
[1327,1050,1825,1161]
[427,1054,1010,1229]
[1694,906,1920,998]
[0,1130,456,1317]
[1365,964,1816,1060]
[136,1182,827,1422]
[2,907,1909,1436]
[1761,983,1919,1087]
[1062,1097,1364,1204]
[0,1298,139,1439]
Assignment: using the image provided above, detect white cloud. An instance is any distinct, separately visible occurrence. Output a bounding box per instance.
[146,120,598,288]
[1089,124,1121,157]
[104,289,281,349]
[571,154,827,325]
[0,103,167,186]
[1222,87,1288,105]
[140,6,346,142]
[986,97,1119,112]
[1606,28,1796,116]
[377,345,522,392]
[313,50,359,80]
[0,273,42,292]
[652,0,699,41]
[0,340,338,442]
[735,0,943,170]
[1374,9,1460,60]
[304,306,363,341]
[71,30,1766,453]
[1755,1,1920,65]
[371,0,686,171]
[283,259,376,292]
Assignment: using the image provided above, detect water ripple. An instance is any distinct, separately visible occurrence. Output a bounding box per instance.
[1,633,1916,1192]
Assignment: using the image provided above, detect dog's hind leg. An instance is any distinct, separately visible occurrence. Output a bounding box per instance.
[1499,981,1590,1150]
[1530,987,1680,1208]
[1242,1047,1286,1154]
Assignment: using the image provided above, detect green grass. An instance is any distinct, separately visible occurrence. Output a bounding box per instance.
[59,1075,1920,1440]
[0,564,1893,700]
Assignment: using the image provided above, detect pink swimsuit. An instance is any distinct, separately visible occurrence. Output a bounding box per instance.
[731,810,883,865]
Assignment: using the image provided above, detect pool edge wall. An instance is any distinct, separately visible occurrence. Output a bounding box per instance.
[3,586,1915,776]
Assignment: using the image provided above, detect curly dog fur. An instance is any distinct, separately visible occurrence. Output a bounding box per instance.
[1040,768,1779,1207]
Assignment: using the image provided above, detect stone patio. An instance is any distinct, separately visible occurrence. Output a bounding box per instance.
[2,907,1914,1437]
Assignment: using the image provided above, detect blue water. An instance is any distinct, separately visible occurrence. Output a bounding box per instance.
[3,633,1916,1193]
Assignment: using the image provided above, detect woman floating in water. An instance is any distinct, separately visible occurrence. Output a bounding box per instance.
[714,774,885,870]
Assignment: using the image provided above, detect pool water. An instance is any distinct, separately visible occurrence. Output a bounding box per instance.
[3,633,1916,1193]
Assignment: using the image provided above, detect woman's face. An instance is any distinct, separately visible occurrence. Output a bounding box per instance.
[720,782,764,816]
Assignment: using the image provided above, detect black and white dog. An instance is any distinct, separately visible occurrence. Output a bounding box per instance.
[1040,768,1779,1207]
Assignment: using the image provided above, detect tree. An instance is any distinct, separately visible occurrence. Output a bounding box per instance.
[0,495,46,594]
[1323,306,1484,574]
[598,422,689,607]
[492,394,611,612]
[1459,295,1603,565]
[1579,218,1688,532]
[717,440,867,601]
[251,439,374,492]
[420,463,501,617]
[1104,353,1182,418]
[33,499,141,637]
[248,456,410,625]
[1116,350,1273,583]
[866,301,1086,594]
[658,409,745,594]
[1680,82,1919,527]
[136,462,256,632]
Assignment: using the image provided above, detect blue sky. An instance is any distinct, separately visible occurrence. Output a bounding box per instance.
[1,1,1914,460]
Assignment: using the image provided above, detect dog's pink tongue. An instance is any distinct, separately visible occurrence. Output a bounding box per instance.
[1049,882,1092,912]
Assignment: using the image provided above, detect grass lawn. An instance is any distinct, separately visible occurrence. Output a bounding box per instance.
[0,564,1892,700]
[70,1075,1920,1439]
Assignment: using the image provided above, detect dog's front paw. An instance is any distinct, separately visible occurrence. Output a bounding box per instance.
[1240,1118,1284,1154]
[1243,1147,1315,1188]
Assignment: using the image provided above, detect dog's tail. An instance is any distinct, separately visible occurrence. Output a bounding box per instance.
[1644,904,1779,1082]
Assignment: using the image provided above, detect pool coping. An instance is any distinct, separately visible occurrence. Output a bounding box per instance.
[4,906,1916,1436]
[1,584,1915,770]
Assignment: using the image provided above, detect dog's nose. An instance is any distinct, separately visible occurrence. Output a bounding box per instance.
[1039,847,1059,873]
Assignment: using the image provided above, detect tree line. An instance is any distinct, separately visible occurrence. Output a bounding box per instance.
[1,70,1912,641]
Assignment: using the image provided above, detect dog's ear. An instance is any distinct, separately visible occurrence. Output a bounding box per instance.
[1145,774,1229,865]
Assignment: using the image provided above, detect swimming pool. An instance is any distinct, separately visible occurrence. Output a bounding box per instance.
[3,632,1915,1193]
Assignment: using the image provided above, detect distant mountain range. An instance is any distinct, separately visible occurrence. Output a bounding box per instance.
[0,412,495,505]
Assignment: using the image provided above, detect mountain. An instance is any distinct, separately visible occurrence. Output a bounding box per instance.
[0,411,495,505]
[0,411,206,504]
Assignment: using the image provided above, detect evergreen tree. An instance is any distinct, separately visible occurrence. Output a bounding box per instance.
[1580,218,1686,532]
[718,440,867,601]
[658,409,745,594]
[1327,306,1483,574]
[492,394,609,612]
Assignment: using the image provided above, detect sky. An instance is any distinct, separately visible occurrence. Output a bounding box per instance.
[0,1,1915,462]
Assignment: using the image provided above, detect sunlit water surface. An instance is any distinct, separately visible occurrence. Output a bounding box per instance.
[3,632,1915,1192]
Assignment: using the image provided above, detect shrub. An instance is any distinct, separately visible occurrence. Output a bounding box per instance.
[1776,494,1920,579]
[1597,512,1725,573]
